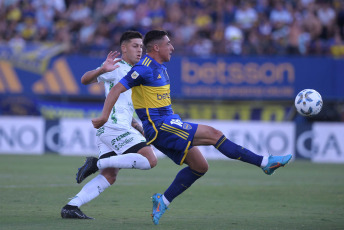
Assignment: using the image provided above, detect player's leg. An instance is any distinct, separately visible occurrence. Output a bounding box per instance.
[68,168,118,206]
[192,124,264,166]
[62,138,119,219]
[97,144,156,170]
[152,147,207,225]
[76,147,153,183]
[77,129,157,183]
[96,127,156,170]
[99,168,119,185]
[163,146,207,204]
[192,124,292,174]
[137,145,158,168]
[61,167,119,219]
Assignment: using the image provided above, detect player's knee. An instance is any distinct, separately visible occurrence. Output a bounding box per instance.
[207,127,223,142]
[149,156,157,168]
[191,162,208,174]
[139,146,157,168]
[195,164,208,174]
[105,174,117,185]
[213,128,223,138]
[200,163,209,173]
[101,169,118,185]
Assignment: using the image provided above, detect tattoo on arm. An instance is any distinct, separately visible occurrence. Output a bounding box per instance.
[132,118,144,136]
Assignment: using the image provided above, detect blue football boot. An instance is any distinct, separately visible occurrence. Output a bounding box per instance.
[262,154,292,175]
[151,193,168,225]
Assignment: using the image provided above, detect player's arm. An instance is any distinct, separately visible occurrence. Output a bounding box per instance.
[92,82,127,128]
[132,118,144,136]
[92,66,147,129]
[81,51,121,85]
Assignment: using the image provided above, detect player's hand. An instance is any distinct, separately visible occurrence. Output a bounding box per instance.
[100,51,121,73]
[92,116,107,129]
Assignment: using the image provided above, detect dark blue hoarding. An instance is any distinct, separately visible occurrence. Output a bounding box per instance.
[0,54,343,100]
[166,56,342,100]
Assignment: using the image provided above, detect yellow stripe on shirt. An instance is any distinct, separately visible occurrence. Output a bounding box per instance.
[142,57,148,66]
[146,60,152,66]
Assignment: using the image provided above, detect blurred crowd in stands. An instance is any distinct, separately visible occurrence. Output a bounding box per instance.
[1,0,344,57]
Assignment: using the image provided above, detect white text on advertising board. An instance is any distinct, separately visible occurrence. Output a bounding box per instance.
[182,59,295,98]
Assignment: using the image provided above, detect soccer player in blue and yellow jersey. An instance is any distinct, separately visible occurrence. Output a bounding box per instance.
[61,31,157,220]
[92,30,292,225]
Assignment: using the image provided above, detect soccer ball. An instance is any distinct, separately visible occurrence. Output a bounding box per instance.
[294,89,323,116]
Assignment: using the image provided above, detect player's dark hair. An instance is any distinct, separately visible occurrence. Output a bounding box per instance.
[120,31,143,46]
[143,30,168,50]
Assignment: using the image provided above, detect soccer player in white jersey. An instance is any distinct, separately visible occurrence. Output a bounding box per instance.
[61,31,157,219]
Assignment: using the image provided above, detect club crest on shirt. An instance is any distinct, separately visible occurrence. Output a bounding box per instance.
[170,119,183,127]
[131,71,139,79]
[183,123,192,130]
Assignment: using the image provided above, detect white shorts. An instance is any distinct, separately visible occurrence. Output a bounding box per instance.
[96,125,146,157]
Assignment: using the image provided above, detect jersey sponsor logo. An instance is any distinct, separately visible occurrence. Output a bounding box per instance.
[170,119,183,127]
[111,131,131,145]
[131,71,139,79]
[113,137,134,151]
[132,84,171,109]
[182,123,192,130]
[157,93,170,100]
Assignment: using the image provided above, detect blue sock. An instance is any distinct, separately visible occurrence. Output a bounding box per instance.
[164,167,204,203]
[215,135,263,167]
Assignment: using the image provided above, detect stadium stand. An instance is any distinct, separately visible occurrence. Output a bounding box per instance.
[1,0,344,57]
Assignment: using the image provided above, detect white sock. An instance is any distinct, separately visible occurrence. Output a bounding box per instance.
[260,156,269,168]
[162,195,170,207]
[97,153,151,170]
[68,175,110,207]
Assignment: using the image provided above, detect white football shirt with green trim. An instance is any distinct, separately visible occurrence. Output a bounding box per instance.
[97,59,135,128]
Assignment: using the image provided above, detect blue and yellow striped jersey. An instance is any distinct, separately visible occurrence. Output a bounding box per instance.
[120,55,173,139]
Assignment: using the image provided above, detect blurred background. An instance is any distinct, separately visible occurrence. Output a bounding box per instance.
[0,0,343,162]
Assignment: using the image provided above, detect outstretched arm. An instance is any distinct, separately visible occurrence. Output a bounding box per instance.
[132,118,144,136]
[92,82,127,128]
[81,51,121,85]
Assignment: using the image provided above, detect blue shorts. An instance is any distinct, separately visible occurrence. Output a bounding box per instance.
[151,114,198,165]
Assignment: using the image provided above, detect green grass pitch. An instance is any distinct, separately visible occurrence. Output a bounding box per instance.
[0,154,343,230]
